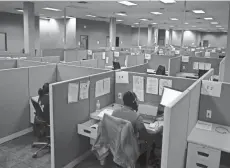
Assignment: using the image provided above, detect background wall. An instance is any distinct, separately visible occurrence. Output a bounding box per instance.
[201,32,227,48]
[131,27,148,46]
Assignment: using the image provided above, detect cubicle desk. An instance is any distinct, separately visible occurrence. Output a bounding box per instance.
[30,96,39,124]
[186,122,230,168]
[105,65,126,70]
[176,72,198,79]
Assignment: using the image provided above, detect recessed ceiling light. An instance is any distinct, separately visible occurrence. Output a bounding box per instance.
[62,16,74,19]
[118,1,137,6]
[204,17,213,20]
[152,23,158,24]
[40,17,50,20]
[219,28,225,29]
[151,12,163,15]
[15,8,23,12]
[134,22,139,24]
[192,26,196,27]
[140,18,148,21]
[86,14,96,18]
[170,25,174,27]
[43,7,61,11]
[184,22,189,24]
[192,10,205,14]
[216,25,222,27]
[117,19,123,22]
[170,18,178,21]
[159,0,176,4]
[211,22,218,24]
[131,25,135,27]
[116,12,127,16]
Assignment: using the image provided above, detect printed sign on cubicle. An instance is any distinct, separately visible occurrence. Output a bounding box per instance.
[114,52,119,57]
[201,81,222,97]
[145,54,151,60]
[88,50,92,55]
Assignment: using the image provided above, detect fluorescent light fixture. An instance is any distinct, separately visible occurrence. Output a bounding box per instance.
[134,22,139,25]
[152,23,158,24]
[40,17,50,20]
[86,14,96,17]
[118,1,137,6]
[170,25,174,27]
[159,0,176,4]
[184,22,189,24]
[43,7,61,11]
[140,18,148,21]
[216,25,222,27]
[170,18,178,21]
[62,16,75,19]
[192,10,205,14]
[204,17,213,20]
[151,12,162,15]
[219,28,225,29]
[211,22,218,24]
[116,12,127,16]
[15,8,23,12]
[192,26,196,27]
[117,19,123,22]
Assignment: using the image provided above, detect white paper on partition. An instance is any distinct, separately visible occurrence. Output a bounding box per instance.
[105,57,109,64]
[79,81,90,100]
[88,50,92,55]
[68,83,79,103]
[116,71,129,83]
[193,62,199,70]
[204,63,211,70]
[145,54,151,60]
[199,62,205,70]
[159,79,172,95]
[102,52,106,60]
[146,77,158,95]
[103,78,111,95]
[182,56,189,63]
[114,52,119,57]
[133,76,144,101]
[95,79,104,97]
[201,80,222,97]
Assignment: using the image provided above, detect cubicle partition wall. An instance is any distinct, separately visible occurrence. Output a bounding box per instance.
[115,71,196,106]
[126,55,137,67]
[181,56,221,75]
[0,52,30,58]
[80,59,98,68]
[105,51,113,66]
[148,55,173,70]
[115,51,128,67]
[0,59,17,69]
[26,57,42,62]
[77,50,88,61]
[136,54,145,65]
[64,49,78,62]
[123,63,148,73]
[93,52,106,69]
[42,48,64,61]
[50,70,115,168]
[168,56,182,76]
[219,57,225,82]
[41,56,60,63]
[17,60,48,68]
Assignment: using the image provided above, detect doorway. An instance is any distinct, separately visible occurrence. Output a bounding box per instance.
[158,29,165,46]
[116,37,119,47]
[203,40,209,47]
[80,35,89,49]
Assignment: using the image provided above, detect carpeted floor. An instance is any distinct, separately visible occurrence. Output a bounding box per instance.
[0,133,50,168]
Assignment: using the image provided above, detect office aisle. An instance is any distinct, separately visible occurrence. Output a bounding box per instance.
[0,133,50,168]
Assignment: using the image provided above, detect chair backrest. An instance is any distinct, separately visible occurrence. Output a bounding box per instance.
[156,65,166,75]
[31,98,43,119]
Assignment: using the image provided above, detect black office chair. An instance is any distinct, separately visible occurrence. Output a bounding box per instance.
[112,61,121,70]
[31,98,50,158]
[156,65,166,75]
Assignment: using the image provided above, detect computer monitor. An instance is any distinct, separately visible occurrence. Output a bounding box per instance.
[113,61,121,70]
[157,87,182,116]
[156,65,166,75]
[198,69,208,78]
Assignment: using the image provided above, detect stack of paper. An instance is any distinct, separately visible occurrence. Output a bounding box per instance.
[97,109,114,118]
[196,121,212,131]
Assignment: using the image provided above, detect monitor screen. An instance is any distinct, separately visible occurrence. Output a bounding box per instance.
[160,87,182,106]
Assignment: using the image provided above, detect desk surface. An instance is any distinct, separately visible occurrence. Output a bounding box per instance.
[188,122,230,152]
[31,96,39,102]
[176,72,198,79]
[90,103,162,134]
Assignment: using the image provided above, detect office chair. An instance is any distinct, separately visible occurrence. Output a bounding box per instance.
[92,114,152,168]
[113,61,121,70]
[156,65,166,75]
[31,98,50,158]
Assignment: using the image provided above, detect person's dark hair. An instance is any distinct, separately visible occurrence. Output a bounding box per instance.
[38,83,49,98]
[123,91,138,111]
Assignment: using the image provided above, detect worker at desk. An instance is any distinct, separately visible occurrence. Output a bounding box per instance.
[112,91,163,166]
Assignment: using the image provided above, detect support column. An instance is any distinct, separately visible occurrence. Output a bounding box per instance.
[23,2,36,56]
[169,29,173,45]
[147,24,152,47]
[138,23,141,46]
[154,28,158,45]
[223,3,230,82]
[109,17,116,48]
[181,30,184,48]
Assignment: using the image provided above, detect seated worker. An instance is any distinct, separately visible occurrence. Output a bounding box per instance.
[112,91,163,166]
[37,83,50,124]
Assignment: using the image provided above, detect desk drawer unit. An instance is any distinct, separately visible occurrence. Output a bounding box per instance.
[78,119,98,139]
[186,143,221,168]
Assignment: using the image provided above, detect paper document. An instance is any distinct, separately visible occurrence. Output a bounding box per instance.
[97,109,114,118]
[205,52,210,57]
[116,71,129,83]
[133,76,144,101]
[159,79,172,95]
[68,83,79,103]
[103,78,111,95]
[193,62,199,70]
[149,121,164,129]
[147,69,155,73]
[201,80,222,97]
[204,63,211,70]
[175,50,180,54]
[199,62,205,70]
[105,57,109,64]
[90,123,99,129]
[88,50,92,55]
[145,54,151,60]
[114,52,119,57]
[146,77,158,95]
[196,121,212,131]
[79,81,90,100]
[182,56,189,63]
[95,80,104,97]
[102,52,106,60]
